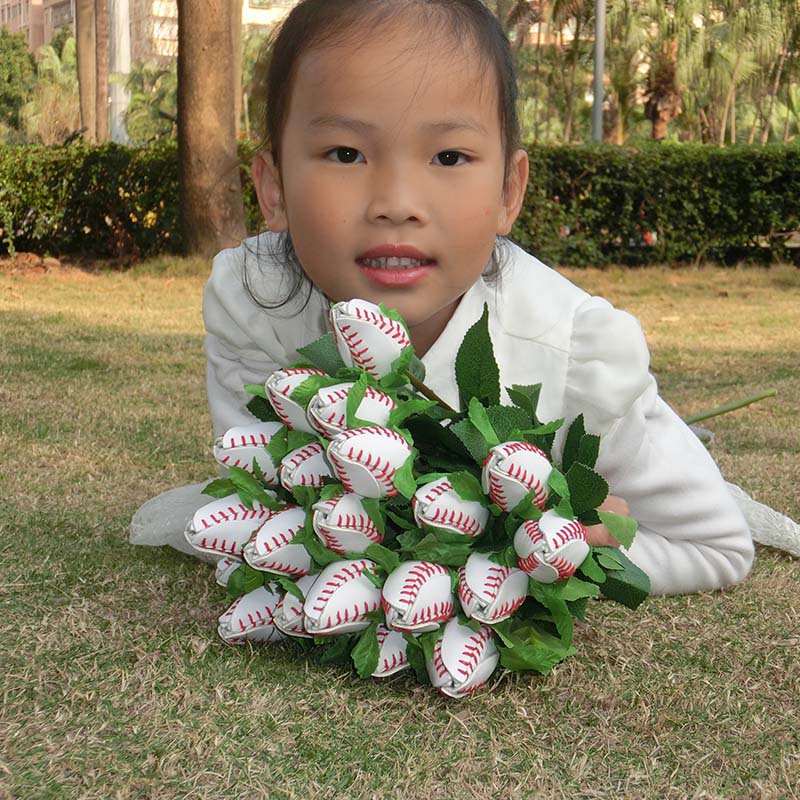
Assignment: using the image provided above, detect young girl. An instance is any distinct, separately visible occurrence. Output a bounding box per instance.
[133,0,798,594]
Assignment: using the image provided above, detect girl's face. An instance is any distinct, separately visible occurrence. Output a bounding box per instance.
[255,19,528,355]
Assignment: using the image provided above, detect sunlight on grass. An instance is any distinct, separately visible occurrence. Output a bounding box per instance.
[1,261,798,799]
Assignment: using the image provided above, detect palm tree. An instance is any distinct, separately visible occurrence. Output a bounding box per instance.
[95,0,110,142]
[75,0,96,141]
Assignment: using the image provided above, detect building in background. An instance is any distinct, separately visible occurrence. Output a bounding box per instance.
[2,0,296,58]
[0,0,45,50]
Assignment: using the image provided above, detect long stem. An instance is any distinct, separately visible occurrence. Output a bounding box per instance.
[683,390,777,425]
[405,372,458,415]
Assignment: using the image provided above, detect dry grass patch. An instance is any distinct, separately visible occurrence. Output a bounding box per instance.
[1,260,798,800]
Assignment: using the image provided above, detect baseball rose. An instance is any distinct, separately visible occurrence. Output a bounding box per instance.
[307,381,397,439]
[412,476,489,537]
[513,510,590,583]
[427,618,499,698]
[265,367,326,433]
[481,440,553,512]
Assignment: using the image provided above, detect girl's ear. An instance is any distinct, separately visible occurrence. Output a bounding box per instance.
[496,148,529,236]
[253,151,288,232]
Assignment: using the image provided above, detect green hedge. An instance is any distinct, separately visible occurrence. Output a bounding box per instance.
[515,144,800,266]
[1,142,799,265]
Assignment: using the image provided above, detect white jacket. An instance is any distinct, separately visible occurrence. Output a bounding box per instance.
[203,233,754,596]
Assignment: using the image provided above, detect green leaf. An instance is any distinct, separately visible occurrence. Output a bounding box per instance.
[498,642,574,674]
[561,414,586,473]
[527,581,573,645]
[360,497,386,535]
[384,345,416,389]
[226,566,246,599]
[297,332,347,375]
[289,374,342,409]
[468,397,500,447]
[564,462,609,517]
[577,434,601,470]
[287,430,318,452]
[455,304,500,408]
[364,543,400,574]
[408,354,426,382]
[360,566,385,589]
[244,383,269,399]
[561,576,600,601]
[547,467,570,501]
[597,511,638,550]
[486,405,534,441]
[448,471,486,504]
[595,547,651,609]
[387,398,439,428]
[417,627,444,668]
[345,372,370,429]
[202,478,237,499]
[265,426,289,467]
[291,485,318,510]
[246,394,281,423]
[351,621,381,679]
[510,490,544,522]
[487,546,519,568]
[594,548,624,571]
[520,419,565,437]
[403,633,431,685]
[229,466,282,510]
[449,418,491,465]
[318,634,354,665]
[276,576,305,601]
[392,456,417,500]
[506,383,542,421]
[319,482,346,501]
[577,551,606,583]
[410,533,473,567]
[241,563,267,594]
[295,526,340,568]
[396,528,426,549]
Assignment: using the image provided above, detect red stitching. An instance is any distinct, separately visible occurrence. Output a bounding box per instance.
[425,506,483,536]
[550,555,577,580]
[351,306,410,344]
[198,503,265,530]
[321,598,379,630]
[455,628,493,678]
[310,560,372,613]
[518,552,542,574]
[408,600,454,625]
[432,639,448,678]
[395,562,447,606]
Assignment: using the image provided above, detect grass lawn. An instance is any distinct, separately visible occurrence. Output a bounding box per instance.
[1,258,798,800]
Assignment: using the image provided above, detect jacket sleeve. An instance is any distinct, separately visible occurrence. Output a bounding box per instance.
[202,242,291,439]
[565,297,754,595]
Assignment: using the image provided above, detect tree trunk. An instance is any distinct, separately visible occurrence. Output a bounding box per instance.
[178,0,247,257]
[95,0,110,142]
[231,0,243,136]
[760,46,787,145]
[75,0,97,142]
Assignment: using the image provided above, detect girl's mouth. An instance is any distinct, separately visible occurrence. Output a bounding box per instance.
[357,256,434,270]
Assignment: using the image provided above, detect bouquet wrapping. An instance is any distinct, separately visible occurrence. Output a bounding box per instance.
[185,299,651,698]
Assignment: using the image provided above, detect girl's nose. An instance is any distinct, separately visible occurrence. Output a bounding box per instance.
[366,165,428,225]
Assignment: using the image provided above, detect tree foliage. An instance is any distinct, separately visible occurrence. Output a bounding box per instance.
[0,29,35,132]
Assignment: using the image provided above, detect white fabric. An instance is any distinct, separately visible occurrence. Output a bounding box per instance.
[132,232,799,594]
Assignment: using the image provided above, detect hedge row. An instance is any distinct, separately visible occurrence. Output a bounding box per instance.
[1,142,799,265]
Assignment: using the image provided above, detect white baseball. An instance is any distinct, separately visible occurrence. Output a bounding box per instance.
[307,382,397,439]
[514,510,589,583]
[184,494,274,558]
[327,425,413,498]
[458,552,528,623]
[381,560,455,633]
[217,585,285,644]
[481,440,553,512]
[311,492,384,555]
[273,574,317,638]
[303,559,382,636]
[214,556,242,588]
[412,477,489,537]
[330,299,412,379]
[265,367,325,433]
[427,618,499,698]
[372,624,411,678]
[213,421,284,483]
[242,505,312,577]
[278,441,333,491]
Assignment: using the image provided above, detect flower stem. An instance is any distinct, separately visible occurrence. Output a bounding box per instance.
[683,390,777,425]
[405,371,458,415]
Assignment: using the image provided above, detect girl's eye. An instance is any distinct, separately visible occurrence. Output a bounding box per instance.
[433,151,467,167]
[326,147,365,164]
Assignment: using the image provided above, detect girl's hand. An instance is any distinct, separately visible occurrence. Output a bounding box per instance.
[584,495,630,547]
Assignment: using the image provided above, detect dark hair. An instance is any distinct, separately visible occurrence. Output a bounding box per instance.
[246,0,521,312]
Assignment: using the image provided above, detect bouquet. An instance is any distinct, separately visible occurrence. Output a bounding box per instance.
[184,299,650,697]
